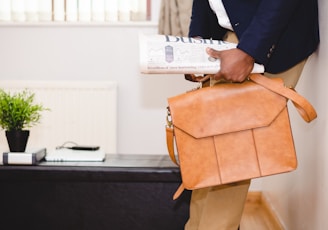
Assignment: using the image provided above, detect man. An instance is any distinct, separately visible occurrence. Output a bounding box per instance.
[185,0,319,229]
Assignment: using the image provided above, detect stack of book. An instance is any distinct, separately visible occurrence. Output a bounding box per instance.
[2,148,46,165]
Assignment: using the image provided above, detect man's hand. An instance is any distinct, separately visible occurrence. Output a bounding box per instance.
[206,47,255,82]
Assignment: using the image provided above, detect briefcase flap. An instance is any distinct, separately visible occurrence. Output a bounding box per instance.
[168,78,287,139]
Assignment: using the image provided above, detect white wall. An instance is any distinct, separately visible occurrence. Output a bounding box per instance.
[261,0,328,229]
[0,1,176,156]
[0,22,196,155]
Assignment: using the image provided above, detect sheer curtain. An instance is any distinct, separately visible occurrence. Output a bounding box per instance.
[158,0,193,36]
[0,0,149,22]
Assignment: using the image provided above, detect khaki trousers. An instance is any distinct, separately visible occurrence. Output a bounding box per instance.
[184,31,307,230]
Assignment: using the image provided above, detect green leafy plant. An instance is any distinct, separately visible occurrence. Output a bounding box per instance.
[0,89,48,131]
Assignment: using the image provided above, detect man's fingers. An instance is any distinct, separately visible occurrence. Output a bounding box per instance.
[206,47,221,59]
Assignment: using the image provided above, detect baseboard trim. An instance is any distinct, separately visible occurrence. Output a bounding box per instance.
[245,192,285,230]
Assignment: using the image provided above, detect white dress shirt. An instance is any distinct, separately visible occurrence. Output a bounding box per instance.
[208,0,233,31]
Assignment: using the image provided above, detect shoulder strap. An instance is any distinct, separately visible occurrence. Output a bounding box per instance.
[166,126,178,165]
[166,126,185,200]
[250,74,317,122]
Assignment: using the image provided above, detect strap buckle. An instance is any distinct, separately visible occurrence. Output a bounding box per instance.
[166,106,172,128]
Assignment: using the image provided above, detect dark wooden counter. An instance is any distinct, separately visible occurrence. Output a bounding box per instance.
[0,154,190,230]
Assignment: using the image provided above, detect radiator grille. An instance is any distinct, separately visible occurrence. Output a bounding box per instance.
[0,81,117,154]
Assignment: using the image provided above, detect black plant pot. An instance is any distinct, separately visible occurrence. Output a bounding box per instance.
[5,130,30,152]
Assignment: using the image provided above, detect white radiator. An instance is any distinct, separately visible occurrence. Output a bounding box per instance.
[0,81,117,154]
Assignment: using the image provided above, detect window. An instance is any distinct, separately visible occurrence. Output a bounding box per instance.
[0,0,153,23]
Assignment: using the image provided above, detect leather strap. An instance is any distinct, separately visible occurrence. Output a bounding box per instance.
[166,125,183,199]
[166,74,317,199]
[249,74,317,122]
[166,126,178,165]
[173,184,185,200]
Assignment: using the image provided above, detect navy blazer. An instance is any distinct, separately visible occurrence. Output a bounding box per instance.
[189,0,320,74]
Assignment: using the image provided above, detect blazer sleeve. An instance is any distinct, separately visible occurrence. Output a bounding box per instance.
[224,0,305,66]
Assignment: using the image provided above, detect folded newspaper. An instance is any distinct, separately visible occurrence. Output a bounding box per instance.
[139,34,265,74]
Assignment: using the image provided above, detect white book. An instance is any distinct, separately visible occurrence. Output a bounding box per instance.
[2,148,46,165]
[46,148,105,162]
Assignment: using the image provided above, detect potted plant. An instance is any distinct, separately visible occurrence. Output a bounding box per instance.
[0,89,48,152]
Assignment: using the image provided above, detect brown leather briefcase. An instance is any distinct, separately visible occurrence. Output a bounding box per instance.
[166,74,317,199]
